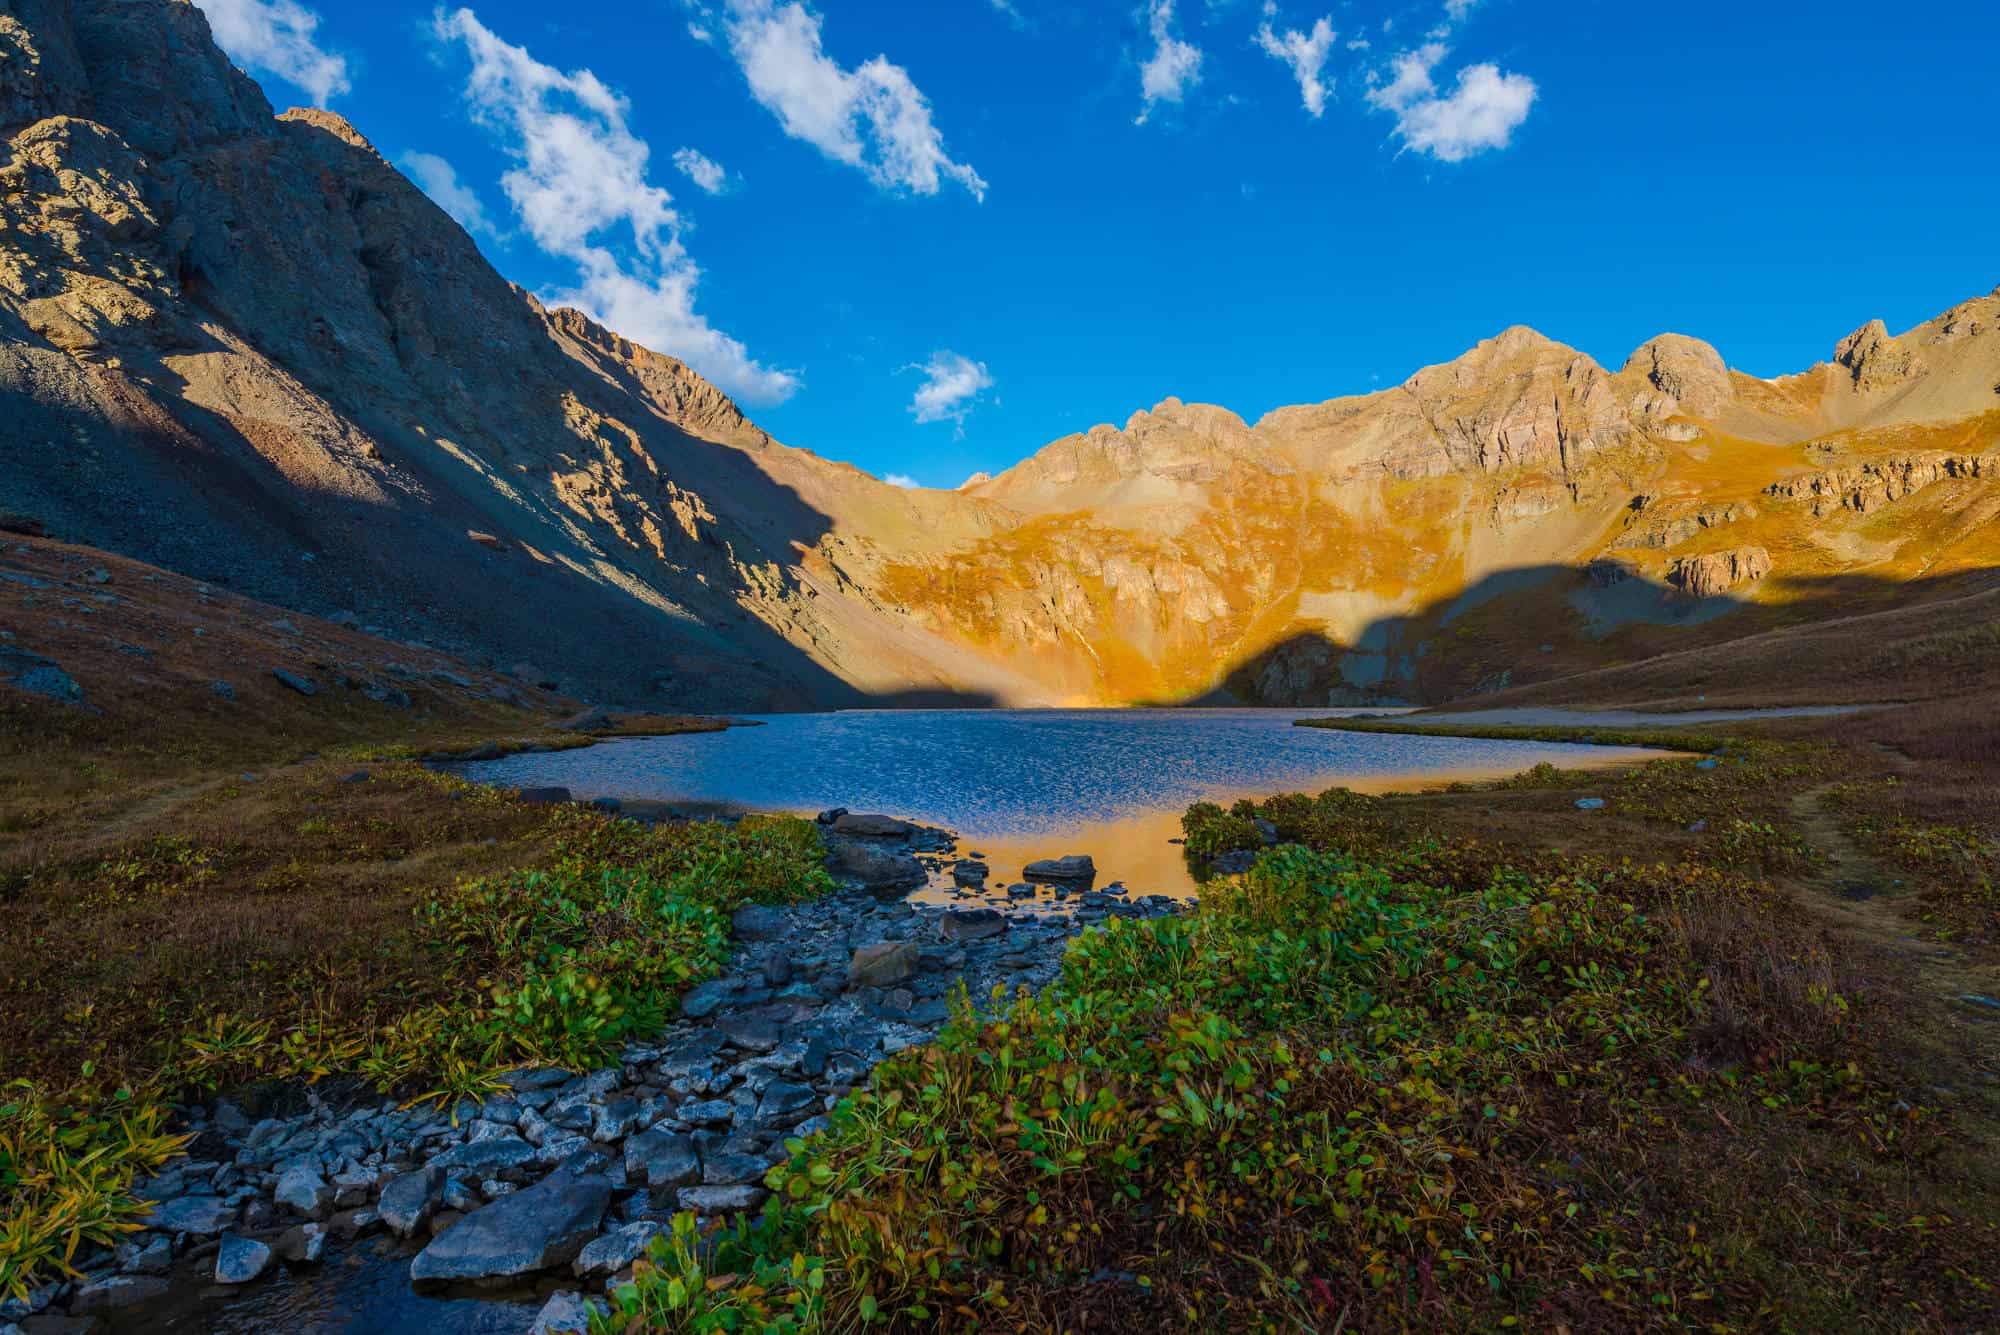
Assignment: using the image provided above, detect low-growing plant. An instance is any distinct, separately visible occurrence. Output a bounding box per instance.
[613,815,1940,1330]
[1179,800,1261,858]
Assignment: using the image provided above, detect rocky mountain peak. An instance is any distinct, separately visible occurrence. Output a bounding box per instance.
[1834,317,1925,391]
[277,106,379,157]
[1622,333,1732,418]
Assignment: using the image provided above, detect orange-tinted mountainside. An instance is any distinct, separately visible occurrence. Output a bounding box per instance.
[2,0,1996,710]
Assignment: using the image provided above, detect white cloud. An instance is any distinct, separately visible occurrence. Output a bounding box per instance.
[400,150,500,237]
[434,8,796,404]
[907,350,994,429]
[987,0,1025,25]
[1370,41,1445,112]
[1444,0,1480,20]
[1255,9,1335,118]
[706,0,985,199]
[882,472,920,488]
[193,0,350,106]
[672,147,731,194]
[1135,0,1203,124]
[1367,42,1535,161]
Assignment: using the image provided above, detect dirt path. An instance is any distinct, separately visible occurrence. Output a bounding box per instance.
[1788,782,2000,1121]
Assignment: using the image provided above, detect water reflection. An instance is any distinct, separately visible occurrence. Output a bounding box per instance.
[459,709,1659,900]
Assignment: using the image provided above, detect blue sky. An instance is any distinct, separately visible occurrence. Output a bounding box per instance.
[195,0,2000,487]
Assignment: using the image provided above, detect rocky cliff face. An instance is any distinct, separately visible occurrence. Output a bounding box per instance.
[1,0,1996,710]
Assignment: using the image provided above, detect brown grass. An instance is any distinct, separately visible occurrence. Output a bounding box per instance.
[0,536,736,1091]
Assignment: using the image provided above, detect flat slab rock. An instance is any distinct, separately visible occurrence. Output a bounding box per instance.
[1022,855,1095,883]
[826,842,926,890]
[828,812,915,837]
[409,1171,612,1283]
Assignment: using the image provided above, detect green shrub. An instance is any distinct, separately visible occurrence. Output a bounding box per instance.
[612,827,1893,1329]
[1180,801,1261,857]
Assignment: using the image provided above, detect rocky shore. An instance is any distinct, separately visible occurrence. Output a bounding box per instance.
[2,813,1179,1333]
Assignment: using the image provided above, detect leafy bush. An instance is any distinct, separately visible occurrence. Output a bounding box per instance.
[610,828,1904,1330]
[1179,801,1261,858]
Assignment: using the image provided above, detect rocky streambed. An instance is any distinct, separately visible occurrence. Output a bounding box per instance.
[6,812,1179,1334]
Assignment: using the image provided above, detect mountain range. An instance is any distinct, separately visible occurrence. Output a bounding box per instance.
[3,0,1996,710]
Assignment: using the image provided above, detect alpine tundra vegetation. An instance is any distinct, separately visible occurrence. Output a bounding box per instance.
[1,0,1997,1332]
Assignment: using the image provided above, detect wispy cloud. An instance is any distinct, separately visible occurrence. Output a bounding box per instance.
[696,0,986,199]
[400,150,501,237]
[1255,7,1335,117]
[192,0,350,106]
[672,147,732,194]
[907,350,995,432]
[1366,40,1535,161]
[1135,0,1203,125]
[882,472,920,488]
[434,8,796,403]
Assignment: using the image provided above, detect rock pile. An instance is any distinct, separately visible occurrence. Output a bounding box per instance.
[24,882,1179,1322]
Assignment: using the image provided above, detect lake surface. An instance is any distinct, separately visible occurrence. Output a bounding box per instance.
[457,709,1661,902]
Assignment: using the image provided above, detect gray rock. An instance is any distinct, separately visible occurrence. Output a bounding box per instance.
[676,1185,767,1215]
[529,1290,605,1334]
[275,1222,326,1263]
[274,1166,333,1216]
[680,978,736,1019]
[144,1194,236,1235]
[762,950,793,987]
[717,1010,784,1054]
[1023,855,1094,883]
[498,1067,575,1093]
[431,1136,538,1176]
[71,1273,170,1311]
[624,1131,699,1189]
[730,904,791,941]
[592,1097,643,1142]
[1,647,82,704]
[701,1151,770,1186]
[408,1171,613,1283]
[573,1220,665,1278]
[830,812,914,837]
[208,679,236,700]
[826,843,926,891]
[118,1235,172,1275]
[328,1207,383,1240]
[679,1098,736,1128]
[516,786,573,805]
[940,908,1006,943]
[754,1081,819,1130]
[215,1234,274,1284]
[950,860,989,885]
[378,1166,443,1237]
[441,1177,482,1213]
[847,942,919,988]
[271,668,317,696]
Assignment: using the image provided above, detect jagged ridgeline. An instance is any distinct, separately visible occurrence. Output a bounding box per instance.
[2,0,1996,709]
